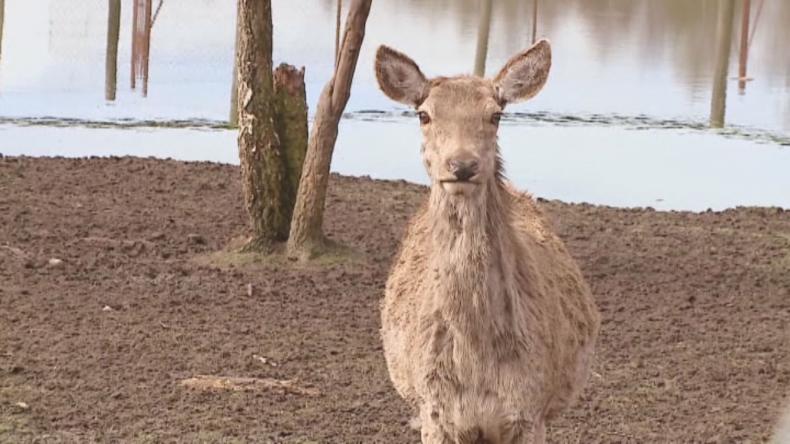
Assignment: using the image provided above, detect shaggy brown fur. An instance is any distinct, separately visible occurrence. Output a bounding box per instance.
[376,40,600,444]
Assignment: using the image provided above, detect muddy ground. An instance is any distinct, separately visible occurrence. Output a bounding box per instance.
[1,156,789,443]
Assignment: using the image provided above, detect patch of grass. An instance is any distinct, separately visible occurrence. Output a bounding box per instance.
[192,236,364,271]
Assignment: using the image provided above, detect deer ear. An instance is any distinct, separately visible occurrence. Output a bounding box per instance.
[494,39,551,106]
[375,45,428,107]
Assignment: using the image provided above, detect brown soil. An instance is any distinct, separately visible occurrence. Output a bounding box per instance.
[1,156,789,443]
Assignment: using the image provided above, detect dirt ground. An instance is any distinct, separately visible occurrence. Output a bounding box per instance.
[1,156,789,443]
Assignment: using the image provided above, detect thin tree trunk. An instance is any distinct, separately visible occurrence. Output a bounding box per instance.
[737,0,750,94]
[131,0,138,90]
[531,0,538,44]
[105,0,121,101]
[131,0,152,95]
[273,64,308,230]
[237,0,287,250]
[141,0,151,97]
[229,18,240,127]
[710,0,735,128]
[0,0,5,62]
[473,0,493,76]
[287,0,371,260]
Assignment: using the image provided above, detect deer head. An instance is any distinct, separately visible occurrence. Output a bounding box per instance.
[375,40,551,200]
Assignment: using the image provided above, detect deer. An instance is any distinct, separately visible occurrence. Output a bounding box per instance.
[375,40,601,444]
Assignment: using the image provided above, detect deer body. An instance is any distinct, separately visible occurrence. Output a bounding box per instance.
[376,41,600,444]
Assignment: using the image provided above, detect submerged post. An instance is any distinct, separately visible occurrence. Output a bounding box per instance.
[710,0,735,128]
[473,0,492,76]
[105,0,121,101]
[737,0,750,94]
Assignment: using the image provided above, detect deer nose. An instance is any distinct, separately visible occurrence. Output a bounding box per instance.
[446,157,479,182]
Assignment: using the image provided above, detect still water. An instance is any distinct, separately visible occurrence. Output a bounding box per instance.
[0,0,788,210]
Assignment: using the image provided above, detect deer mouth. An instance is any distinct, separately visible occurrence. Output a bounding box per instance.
[439,179,479,195]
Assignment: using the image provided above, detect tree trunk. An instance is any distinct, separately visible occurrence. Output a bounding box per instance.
[473,0,493,77]
[236,0,287,251]
[131,0,152,96]
[710,0,735,128]
[273,64,308,230]
[105,0,121,101]
[0,0,5,62]
[287,0,371,260]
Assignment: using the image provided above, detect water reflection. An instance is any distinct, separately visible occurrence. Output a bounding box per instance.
[0,0,787,131]
[710,0,735,128]
[0,0,788,210]
[105,0,120,101]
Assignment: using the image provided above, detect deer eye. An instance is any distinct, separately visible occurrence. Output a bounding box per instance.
[417,111,431,125]
[491,112,503,126]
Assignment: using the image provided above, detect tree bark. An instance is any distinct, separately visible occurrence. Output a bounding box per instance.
[287,0,371,260]
[236,0,287,250]
[273,64,308,230]
[105,0,121,101]
[473,0,493,77]
[710,0,735,128]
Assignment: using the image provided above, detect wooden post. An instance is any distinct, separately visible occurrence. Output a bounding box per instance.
[737,0,750,94]
[105,0,121,101]
[287,0,372,260]
[473,0,493,76]
[710,0,735,129]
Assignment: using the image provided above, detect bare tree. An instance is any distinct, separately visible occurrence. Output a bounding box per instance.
[287,0,372,260]
[105,0,121,101]
[710,0,735,128]
[235,0,307,252]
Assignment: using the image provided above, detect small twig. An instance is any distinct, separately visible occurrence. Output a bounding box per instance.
[747,0,764,50]
[180,375,319,396]
[150,0,164,28]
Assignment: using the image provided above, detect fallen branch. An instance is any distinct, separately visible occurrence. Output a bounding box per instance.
[179,375,319,396]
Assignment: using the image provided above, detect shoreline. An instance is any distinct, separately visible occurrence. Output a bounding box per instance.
[2,154,788,214]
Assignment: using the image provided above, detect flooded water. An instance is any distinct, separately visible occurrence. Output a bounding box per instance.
[0,0,788,210]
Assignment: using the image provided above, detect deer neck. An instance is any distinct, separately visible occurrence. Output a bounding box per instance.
[426,179,519,331]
